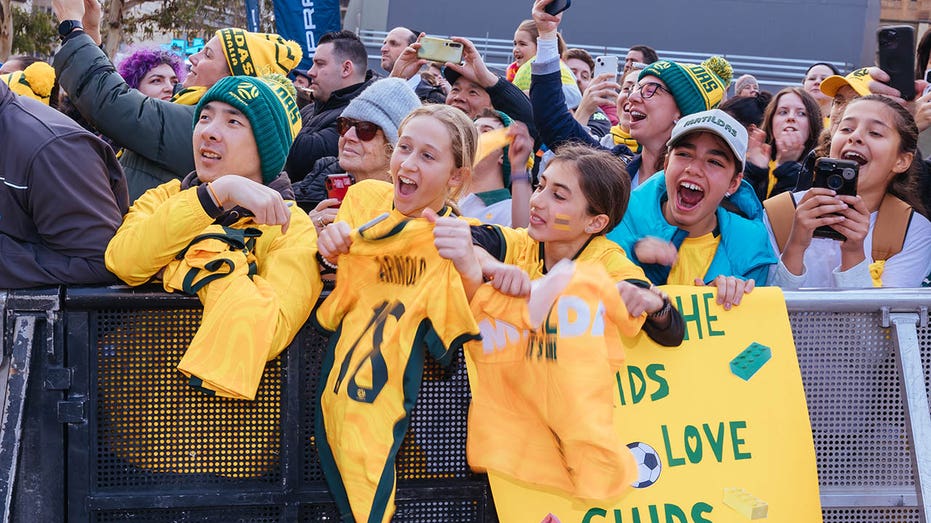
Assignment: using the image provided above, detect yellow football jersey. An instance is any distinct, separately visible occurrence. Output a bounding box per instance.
[466,262,641,501]
[315,212,480,523]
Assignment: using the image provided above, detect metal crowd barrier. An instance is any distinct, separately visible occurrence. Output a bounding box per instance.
[357,29,852,92]
[0,286,928,522]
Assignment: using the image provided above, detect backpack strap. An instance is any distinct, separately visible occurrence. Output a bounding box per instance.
[762,192,797,254]
[871,193,913,261]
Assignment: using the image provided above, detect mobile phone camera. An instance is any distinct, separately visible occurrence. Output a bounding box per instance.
[879,29,897,48]
[826,174,845,191]
[842,168,856,180]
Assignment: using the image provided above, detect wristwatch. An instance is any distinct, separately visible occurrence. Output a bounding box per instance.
[58,20,83,40]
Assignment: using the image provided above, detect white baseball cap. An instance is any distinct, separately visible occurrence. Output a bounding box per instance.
[666,109,748,171]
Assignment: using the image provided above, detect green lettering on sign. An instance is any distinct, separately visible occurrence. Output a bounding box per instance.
[731,420,752,460]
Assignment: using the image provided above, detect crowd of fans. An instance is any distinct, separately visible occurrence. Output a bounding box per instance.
[2,0,931,519]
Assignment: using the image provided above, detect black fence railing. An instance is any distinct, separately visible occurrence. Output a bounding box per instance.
[3,286,495,523]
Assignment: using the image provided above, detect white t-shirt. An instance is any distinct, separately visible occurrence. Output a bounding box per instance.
[765,190,931,289]
[459,191,513,226]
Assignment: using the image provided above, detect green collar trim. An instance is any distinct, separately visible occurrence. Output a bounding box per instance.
[474,189,511,206]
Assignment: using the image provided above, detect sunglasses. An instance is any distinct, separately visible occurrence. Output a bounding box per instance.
[336,117,381,141]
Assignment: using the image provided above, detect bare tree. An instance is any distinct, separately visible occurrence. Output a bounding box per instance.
[99,0,275,58]
[0,0,12,61]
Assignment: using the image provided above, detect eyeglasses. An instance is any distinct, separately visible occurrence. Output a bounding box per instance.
[632,81,670,99]
[337,117,381,141]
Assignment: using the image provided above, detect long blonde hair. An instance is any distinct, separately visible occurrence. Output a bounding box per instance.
[396,104,478,204]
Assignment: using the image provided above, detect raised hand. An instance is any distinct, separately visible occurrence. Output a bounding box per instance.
[390,34,427,81]
[445,37,498,89]
[634,237,678,266]
[316,220,352,264]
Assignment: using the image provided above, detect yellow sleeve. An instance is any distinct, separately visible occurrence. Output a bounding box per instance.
[589,238,649,283]
[177,208,321,399]
[495,226,536,268]
[248,206,321,360]
[105,181,216,286]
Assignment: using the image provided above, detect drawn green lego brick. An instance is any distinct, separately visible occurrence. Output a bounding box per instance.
[729,342,772,381]
[723,487,768,519]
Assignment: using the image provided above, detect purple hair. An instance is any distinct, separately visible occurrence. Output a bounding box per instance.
[117,48,186,89]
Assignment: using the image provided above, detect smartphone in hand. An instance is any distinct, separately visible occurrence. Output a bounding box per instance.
[593,56,619,81]
[417,37,464,64]
[811,158,859,241]
[544,0,571,16]
[325,174,355,205]
[877,25,916,100]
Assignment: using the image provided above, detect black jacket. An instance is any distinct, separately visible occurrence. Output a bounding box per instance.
[55,31,196,202]
[0,80,129,288]
[744,159,805,203]
[293,156,342,212]
[285,73,375,183]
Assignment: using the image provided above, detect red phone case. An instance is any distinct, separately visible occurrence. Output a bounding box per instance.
[325,174,354,203]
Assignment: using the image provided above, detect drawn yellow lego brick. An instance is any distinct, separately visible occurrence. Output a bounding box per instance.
[723,487,768,519]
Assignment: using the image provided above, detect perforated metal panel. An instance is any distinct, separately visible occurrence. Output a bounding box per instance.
[916,324,931,408]
[822,507,922,522]
[92,506,281,522]
[790,311,915,490]
[296,496,484,522]
[393,498,483,521]
[396,349,471,481]
[94,308,283,488]
[299,321,328,484]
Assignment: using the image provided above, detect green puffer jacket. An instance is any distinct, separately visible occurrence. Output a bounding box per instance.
[54,32,196,202]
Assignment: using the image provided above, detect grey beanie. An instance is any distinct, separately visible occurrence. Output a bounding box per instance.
[340,78,422,145]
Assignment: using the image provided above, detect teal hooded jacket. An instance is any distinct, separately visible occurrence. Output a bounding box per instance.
[607,172,777,285]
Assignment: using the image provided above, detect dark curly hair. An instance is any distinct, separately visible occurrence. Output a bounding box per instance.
[117,48,186,90]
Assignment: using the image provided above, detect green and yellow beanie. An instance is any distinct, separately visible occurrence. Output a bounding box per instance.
[639,56,732,117]
[216,28,303,77]
[194,74,302,184]
[1,62,55,105]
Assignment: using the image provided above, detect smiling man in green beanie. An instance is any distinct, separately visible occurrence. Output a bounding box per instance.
[52,0,301,202]
[106,74,319,402]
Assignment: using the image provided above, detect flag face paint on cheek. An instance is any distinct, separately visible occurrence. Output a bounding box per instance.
[553,214,572,231]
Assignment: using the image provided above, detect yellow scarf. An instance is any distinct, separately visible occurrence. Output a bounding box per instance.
[609,125,641,153]
[171,86,207,106]
[869,261,884,287]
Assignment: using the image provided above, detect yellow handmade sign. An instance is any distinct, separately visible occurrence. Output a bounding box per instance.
[485,286,822,523]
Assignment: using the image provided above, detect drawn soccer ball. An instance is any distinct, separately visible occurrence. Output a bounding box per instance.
[627,441,662,488]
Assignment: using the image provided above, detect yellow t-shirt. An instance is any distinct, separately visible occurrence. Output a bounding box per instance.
[667,232,720,285]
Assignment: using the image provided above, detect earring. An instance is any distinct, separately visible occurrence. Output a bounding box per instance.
[724,191,732,198]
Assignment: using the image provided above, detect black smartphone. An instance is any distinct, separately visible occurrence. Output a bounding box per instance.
[811,158,859,241]
[544,0,571,16]
[877,25,916,100]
